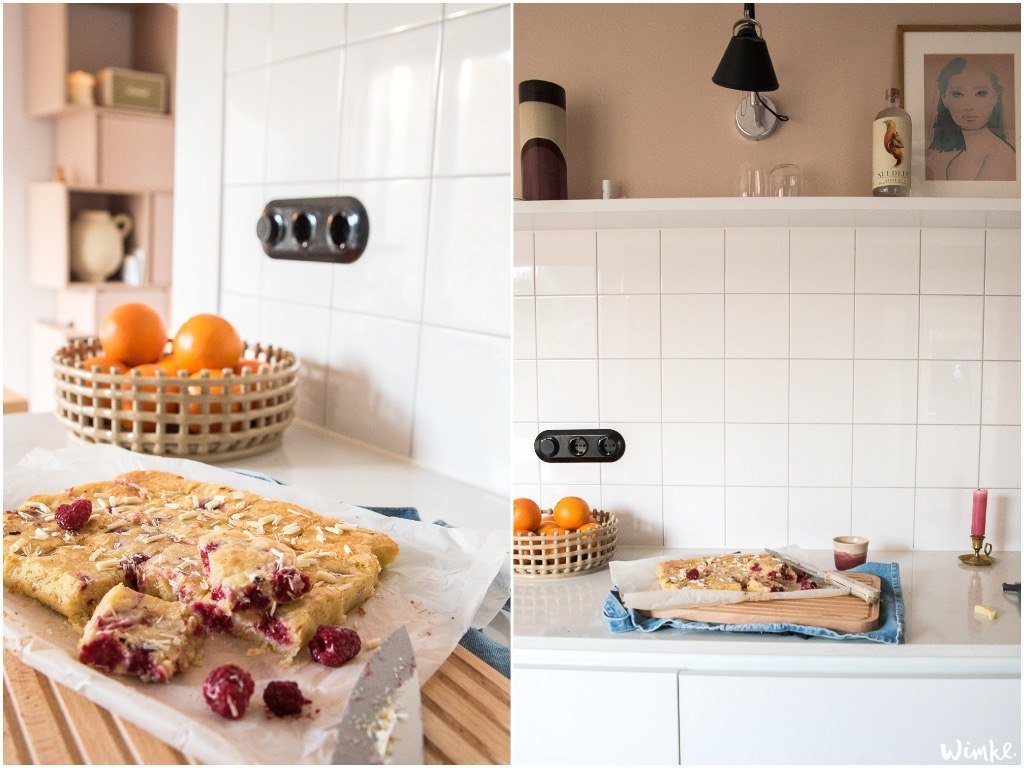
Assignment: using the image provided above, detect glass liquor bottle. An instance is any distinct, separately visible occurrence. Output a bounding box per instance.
[872,88,911,197]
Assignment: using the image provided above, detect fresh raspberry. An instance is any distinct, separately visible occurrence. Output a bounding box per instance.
[234,581,271,612]
[263,681,309,717]
[78,633,124,671]
[126,648,164,682]
[55,499,92,531]
[272,567,311,603]
[308,626,361,667]
[749,562,762,572]
[799,580,817,590]
[203,664,254,720]
[121,553,150,590]
[255,614,292,647]
[685,568,700,580]
[199,542,219,572]
[191,601,233,633]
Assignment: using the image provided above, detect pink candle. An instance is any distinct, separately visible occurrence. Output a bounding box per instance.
[971,489,988,538]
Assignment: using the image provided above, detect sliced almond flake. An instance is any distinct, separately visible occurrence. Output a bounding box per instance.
[315,532,326,544]
[328,523,358,533]
[230,512,245,520]
[343,544,353,555]
[24,501,52,515]
[43,513,56,522]
[243,530,256,540]
[119,496,142,505]
[17,511,33,520]
[231,491,246,500]
[258,514,276,525]
[227,699,238,718]
[142,533,170,544]
[95,559,121,571]
[136,534,148,542]
[204,498,223,510]
[232,501,247,511]
[8,537,27,555]
[191,495,200,508]
[212,524,224,532]
[33,528,48,540]
[108,496,117,506]
[295,552,319,566]
[177,511,199,522]
[165,502,180,510]
[111,505,132,515]
[364,638,381,651]
[269,600,278,616]
[65,544,86,550]
[280,522,302,536]
[104,520,127,532]
[289,536,299,546]
[89,548,105,561]
[95,498,109,509]
[286,508,310,518]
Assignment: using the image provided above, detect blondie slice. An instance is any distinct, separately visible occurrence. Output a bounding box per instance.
[658,553,813,592]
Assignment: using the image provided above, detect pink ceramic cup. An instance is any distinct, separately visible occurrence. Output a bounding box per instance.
[833,536,869,570]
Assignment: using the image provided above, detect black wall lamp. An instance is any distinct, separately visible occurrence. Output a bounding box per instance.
[712,2,789,140]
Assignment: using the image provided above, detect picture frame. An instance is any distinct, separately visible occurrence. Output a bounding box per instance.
[898,24,1021,197]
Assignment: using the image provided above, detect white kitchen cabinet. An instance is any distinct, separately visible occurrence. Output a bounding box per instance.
[678,673,1021,765]
[513,667,679,764]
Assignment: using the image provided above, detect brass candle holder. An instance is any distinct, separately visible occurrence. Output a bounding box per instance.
[959,535,995,567]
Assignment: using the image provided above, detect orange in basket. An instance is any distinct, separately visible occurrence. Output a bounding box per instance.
[172,315,244,374]
[118,361,182,431]
[99,303,168,367]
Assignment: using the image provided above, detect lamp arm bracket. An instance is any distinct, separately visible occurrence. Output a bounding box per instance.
[755,92,789,122]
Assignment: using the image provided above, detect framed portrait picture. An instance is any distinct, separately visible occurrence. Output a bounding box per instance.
[899,25,1021,197]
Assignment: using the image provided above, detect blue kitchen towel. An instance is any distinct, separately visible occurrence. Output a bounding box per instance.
[604,561,905,644]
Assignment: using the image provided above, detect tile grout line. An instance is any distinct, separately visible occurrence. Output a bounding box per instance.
[977,230,987,488]
[912,227,922,548]
[849,228,857,537]
[658,229,665,545]
[722,229,728,547]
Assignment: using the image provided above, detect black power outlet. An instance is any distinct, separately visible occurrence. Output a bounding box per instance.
[257,196,369,264]
[534,429,626,463]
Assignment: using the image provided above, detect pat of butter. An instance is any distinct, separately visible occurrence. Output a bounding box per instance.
[974,604,1000,620]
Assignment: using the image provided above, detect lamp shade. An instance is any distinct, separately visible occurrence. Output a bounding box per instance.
[712,24,779,92]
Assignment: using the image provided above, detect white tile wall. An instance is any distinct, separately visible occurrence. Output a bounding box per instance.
[514,221,1020,550]
[218,4,510,495]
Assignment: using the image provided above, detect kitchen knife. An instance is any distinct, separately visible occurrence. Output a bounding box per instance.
[331,626,423,765]
[765,548,880,605]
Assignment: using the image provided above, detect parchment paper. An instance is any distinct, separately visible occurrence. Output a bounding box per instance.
[609,549,845,611]
[3,445,507,764]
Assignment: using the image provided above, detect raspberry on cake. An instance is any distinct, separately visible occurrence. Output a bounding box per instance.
[77,584,204,682]
[199,532,311,614]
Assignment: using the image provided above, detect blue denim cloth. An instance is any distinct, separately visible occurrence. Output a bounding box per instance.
[604,561,905,644]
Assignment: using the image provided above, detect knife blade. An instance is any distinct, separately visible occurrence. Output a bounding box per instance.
[331,626,423,765]
[766,548,880,605]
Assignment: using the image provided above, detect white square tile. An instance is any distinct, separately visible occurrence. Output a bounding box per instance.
[724,359,788,423]
[537,360,598,421]
[663,423,725,485]
[789,488,852,548]
[851,488,915,550]
[539,423,601,485]
[222,69,268,184]
[423,176,510,336]
[261,182,335,306]
[324,311,418,455]
[347,4,443,42]
[854,295,919,359]
[218,292,262,343]
[914,488,975,550]
[601,485,663,546]
[855,228,919,294]
[600,422,662,485]
[339,25,440,179]
[538,484,601,512]
[412,327,508,493]
[790,360,853,423]
[512,422,540,486]
[330,179,430,322]
[535,296,597,358]
[597,229,660,293]
[514,231,534,296]
[789,424,852,487]
[725,294,788,358]
[662,359,724,422]
[266,49,342,183]
[225,4,270,72]
[220,185,266,296]
[917,361,981,424]
[661,294,724,358]
[663,486,725,548]
[724,228,788,293]
[725,487,788,548]
[919,295,984,360]
[513,485,541,507]
[916,424,980,488]
[980,426,1021,488]
[984,295,1021,361]
[790,294,854,358]
[513,359,537,421]
[725,424,787,486]
[985,229,1021,296]
[661,228,724,293]
[513,297,536,359]
[853,360,917,423]
[982,360,1021,425]
[269,4,345,62]
[989,489,1022,551]
[433,6,510,175]
[789,227,854,293]
[920,228,985,295]
[599,295,660,358]
[599,359,661,422]
[445,4,505,19]
[534,230,596,295]
[260,299,330,424]
[852,425,916,487]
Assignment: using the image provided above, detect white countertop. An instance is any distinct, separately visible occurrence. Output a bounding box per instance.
[514,547,1021,675]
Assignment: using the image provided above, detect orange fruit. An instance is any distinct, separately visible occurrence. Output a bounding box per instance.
[553,496,591,531]
[186,372,245,433]
[99,303,167,367]
[536,523,565,536]
[171,314,243,374]
[513,498,542,532]
[514,529,534,537]
[234,359,267,376]
[79,355,126,374]
[119,362,182,430]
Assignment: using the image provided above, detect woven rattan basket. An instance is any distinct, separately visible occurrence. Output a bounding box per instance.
[513,510,618,578]
[53,337,299,461]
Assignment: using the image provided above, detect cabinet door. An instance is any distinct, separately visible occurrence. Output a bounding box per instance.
[99,114,174,190]
[28,182,69,289]
[679,673,1021,764]
[513,667,679,765]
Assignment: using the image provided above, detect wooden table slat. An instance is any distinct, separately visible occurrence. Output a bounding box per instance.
[114,719,188,765]
[48,679,134,765]
[423,665,509,739]
[421,699,498,766]
[3,651,82,765]
[4,680,33,765]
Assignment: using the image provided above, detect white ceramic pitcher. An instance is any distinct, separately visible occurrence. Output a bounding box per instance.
[70,210,132,282]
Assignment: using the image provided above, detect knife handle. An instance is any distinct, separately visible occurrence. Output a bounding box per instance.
[823,571,880,605]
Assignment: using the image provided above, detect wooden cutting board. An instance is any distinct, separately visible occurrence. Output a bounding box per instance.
[644,573,882,633]
[3,645,509,765]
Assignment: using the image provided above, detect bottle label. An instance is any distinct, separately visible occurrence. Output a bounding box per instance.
[872,116,911,190]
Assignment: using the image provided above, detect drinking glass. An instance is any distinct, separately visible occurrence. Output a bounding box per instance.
[769,163,803,197]
[739,164,766,197]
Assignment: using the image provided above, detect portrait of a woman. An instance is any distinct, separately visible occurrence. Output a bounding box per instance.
[925,55,1017,182]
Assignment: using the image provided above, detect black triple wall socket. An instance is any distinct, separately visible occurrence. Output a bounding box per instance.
[534,429,626,463]
[257,196,369,264]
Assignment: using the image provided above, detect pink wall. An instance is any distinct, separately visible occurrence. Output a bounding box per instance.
[514,3,1020,198]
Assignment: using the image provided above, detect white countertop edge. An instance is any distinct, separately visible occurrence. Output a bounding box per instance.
[515,196,1021,213]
